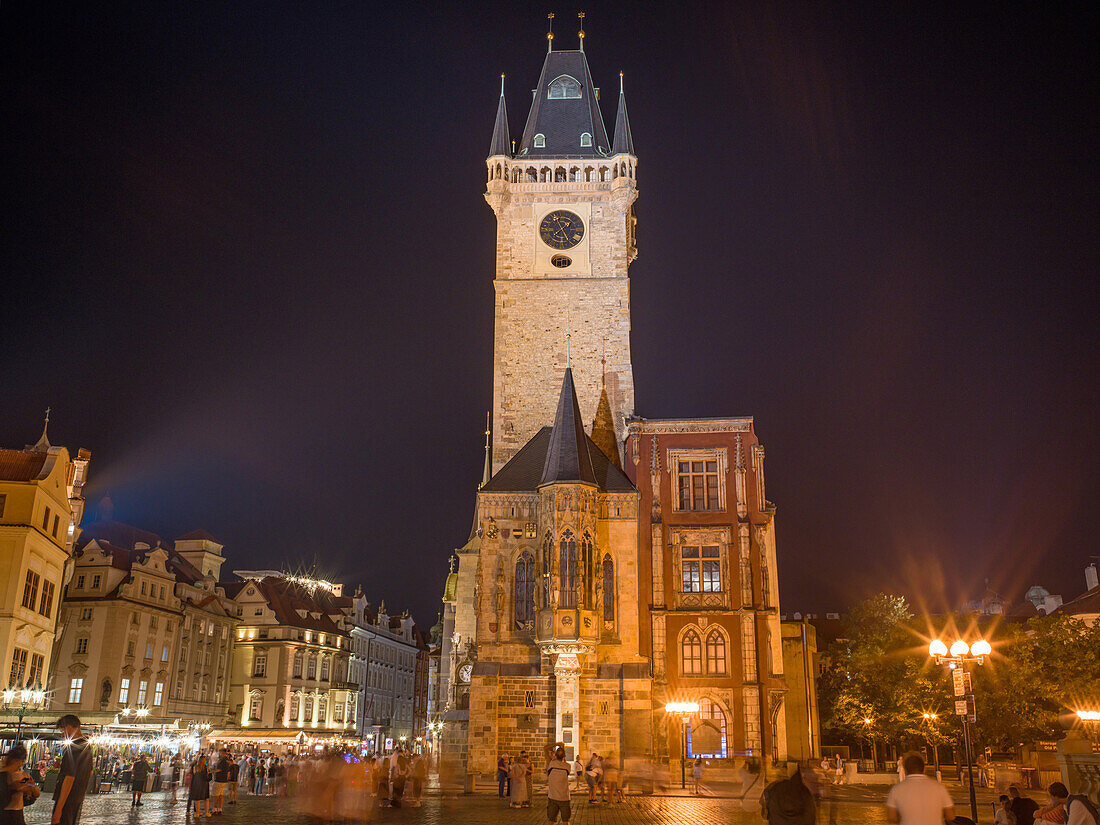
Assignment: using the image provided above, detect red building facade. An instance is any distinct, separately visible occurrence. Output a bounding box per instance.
[625,418,788,771]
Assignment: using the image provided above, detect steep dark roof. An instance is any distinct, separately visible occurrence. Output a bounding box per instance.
[78,520,168,551]
[541,367,596,486]
[176,529,220,543]
[0,448,49,481]
[611,83,634,155]
[489,83,511,157]
[517,50,610,159]
[481,427,635,494]
[1057,586,1100,617]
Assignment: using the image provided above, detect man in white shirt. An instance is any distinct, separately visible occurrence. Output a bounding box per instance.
[886,753,955,825]
[544,742,572,824]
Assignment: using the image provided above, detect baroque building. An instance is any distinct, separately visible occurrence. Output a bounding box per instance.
[50,521,238,726]
[0,422,89,696]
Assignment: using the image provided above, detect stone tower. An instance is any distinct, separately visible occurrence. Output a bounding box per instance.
[485,43,638,473]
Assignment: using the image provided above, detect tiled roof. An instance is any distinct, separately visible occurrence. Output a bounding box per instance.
[0,448,49,481]
[78,520,169,551]
[176,529,221,543]
[517,50,611,159]
[246,577,348,635]
[1058,586,1100,617]
[77,521,206,585]
[481,426,634,493]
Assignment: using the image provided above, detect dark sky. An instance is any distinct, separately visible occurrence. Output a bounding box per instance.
[4,2,1097,627]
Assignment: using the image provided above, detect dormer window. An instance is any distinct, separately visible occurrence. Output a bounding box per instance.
[580,132,592,147]
[548,75,581,99]
[533,134,546,148]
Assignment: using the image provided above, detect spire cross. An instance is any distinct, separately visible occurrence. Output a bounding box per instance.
[44,407,50,426]
[547,13,554,52]
[578,12,585,51]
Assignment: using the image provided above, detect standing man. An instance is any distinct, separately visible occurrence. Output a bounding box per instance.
[130,753,149,806]
[544,742,572,825]
[211,747,230,813]
[51,715,94,825]
[833,753,844,785]
[885,753,954,825]
[227,753,240,805]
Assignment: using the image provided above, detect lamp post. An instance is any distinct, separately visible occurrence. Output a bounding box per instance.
[921,713,942,780]
[863,717,876,770]
[664,701,699,790]
[928,637,991,823]
[2,686,47,742]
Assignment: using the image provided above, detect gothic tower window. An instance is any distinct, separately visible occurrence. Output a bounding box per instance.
[581,533,595,605]
[542,532,554,606]
[601,554,615,622]
[514,552,535,630]
[681,629,703,675]
[548,75,582,99]
[706,629,727,674]
[559,530,577,608]
[687,698,729,759]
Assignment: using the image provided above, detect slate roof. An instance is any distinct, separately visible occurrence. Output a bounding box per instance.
[489,85,511,157]
[234,576,349,634]
[541,367,596,485]
[612,91,634,155]
[0,448,49,481]
[1058,586,1100,617]
[517,50,610,159]
[481,427,635,494]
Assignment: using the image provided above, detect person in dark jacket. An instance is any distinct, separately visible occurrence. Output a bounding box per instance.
[1009,784,1040,825]
[130,755,149,806]
[761,766,816,825]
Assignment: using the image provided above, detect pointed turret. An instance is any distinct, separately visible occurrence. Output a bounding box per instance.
[488,74,511,157]
[479,412,492,488]
[540,368,597,486]
[517,49,610,158]
[612,73,634,156]
[33,408,51,452]
[590,385,622,470]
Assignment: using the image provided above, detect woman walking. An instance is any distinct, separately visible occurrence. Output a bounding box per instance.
[191,754,212,818]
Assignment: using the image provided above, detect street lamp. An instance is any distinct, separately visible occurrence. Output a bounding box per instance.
[928,636,991,822]
[863,717,877,768]
[664,701,699,790]
[921,712,942,780]
[2,686,47,742]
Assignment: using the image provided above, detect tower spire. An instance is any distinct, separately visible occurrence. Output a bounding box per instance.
[578,12,585,52]
[480,412,492,488]
[547,12,554,53]
[34,407,51,452]
[612,71,635,155]
[488,74,511,157]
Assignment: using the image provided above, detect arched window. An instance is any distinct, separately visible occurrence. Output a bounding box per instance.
[542,532,554,606]
[548,75,582,99]
[681,629,703,675]
[555,166,566,182]
[581,533,594,606]
[706,630,727,674]
[514,552,535,630]
[534,134,546,148]
[580,132,592,147]
[602,554,615,622]
[687,698,728,758]
[317,695,327,721]
[559,530,577,608]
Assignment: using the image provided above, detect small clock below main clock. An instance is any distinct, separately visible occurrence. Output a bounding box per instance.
[539,210,585,250]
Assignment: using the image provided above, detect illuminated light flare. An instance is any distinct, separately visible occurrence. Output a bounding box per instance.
[928,640,948,658]
[949,640,970,657]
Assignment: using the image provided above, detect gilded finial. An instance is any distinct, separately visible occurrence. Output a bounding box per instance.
[578,12,585,51]
[619,71,624,94]
[547,13,554,52]
[500,73,505,97]
[566,333,571,368]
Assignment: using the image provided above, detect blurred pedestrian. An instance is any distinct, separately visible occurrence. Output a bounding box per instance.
[885,753,953,825]
[1,744,40,825]
[190,754,211,819]
[544,742,572,824]
[761,766,815,825]
[51,715,93,825]
[130,754,149,807]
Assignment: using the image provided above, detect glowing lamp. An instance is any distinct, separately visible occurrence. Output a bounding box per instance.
[970,640,991,657]
[928,640,948,658]
[1077,710,1100,722]
[2,690,15,703]
[950,640,970,657]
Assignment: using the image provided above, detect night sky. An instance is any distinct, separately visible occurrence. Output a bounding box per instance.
[4,2,1097,627]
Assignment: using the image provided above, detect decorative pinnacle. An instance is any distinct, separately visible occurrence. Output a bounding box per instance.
[500,73,505,96]
[620,71,624,94]
[578,12,585,51]
[566,333,571,368]
[34,407,52,451]
[547,13,554,52]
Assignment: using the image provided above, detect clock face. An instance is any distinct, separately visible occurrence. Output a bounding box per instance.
[458,664,473,683]
[539,210,585,250]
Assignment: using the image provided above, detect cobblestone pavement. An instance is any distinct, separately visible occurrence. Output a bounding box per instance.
[24,790,896,825]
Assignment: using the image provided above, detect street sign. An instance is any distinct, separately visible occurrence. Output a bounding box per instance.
[955,700,969,716]
[953,671,966,697]
[964,672,972,693]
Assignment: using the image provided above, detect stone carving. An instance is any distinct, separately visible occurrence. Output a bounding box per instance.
[99,678,112,710]
[494,562,505,620]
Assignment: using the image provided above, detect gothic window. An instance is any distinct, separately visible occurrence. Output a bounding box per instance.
[580,132,592,147]
[681,630,703,675]
[706,630,727,674]
[542,532,554,606]
[682,546,721,593]
[534,134,546,148]
[559,531,577,609]
[548,75,582,99]
[687,698,728,758]
[602,554,615,622]
[555,166,566,182]
[514,552,535,630]
[677,460,720,510]
[581,533,595,605]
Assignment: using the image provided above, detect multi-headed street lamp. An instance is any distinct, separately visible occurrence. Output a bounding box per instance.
[928,637,991,822]
[2,687,47,742]
[664,701,699,789]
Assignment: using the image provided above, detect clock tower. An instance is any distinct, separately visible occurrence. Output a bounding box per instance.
[485,39,637,473]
